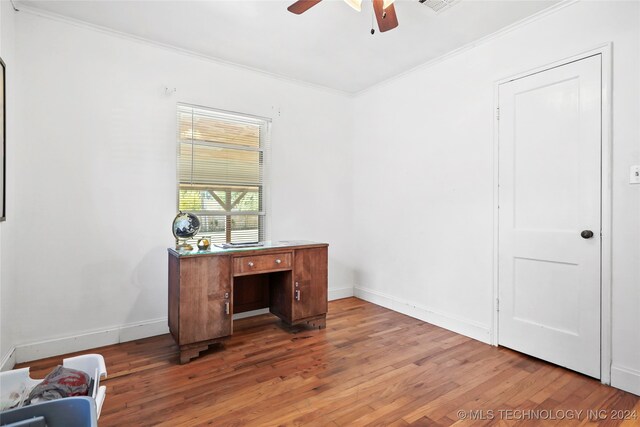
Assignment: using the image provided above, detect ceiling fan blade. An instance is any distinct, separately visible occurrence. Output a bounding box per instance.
[287,0,323,14]
[372,0,399,32]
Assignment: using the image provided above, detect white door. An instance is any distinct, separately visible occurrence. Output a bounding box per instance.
[498,55,602,378]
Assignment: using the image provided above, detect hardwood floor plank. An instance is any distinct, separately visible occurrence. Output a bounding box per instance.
[14,298,639,426]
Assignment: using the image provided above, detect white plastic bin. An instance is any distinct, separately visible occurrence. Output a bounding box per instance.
[0,354,107,418]
[0,396,97,427]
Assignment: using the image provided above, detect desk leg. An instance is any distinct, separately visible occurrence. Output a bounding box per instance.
[179,345,208,365]
[177,337,228,364]
[297,314,326,330]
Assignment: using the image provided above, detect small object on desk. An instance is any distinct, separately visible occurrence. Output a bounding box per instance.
[215,242,264,249]
[172,211,200,251]
[196,237,211,250]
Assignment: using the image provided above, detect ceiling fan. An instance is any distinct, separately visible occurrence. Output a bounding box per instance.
[287,0,399,33]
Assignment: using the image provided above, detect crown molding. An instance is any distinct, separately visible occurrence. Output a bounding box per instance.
[355,0,580,96]
[15,0,579,97]
[14,3,355,98]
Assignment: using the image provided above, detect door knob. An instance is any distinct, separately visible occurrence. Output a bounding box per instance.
[581,230,594,239]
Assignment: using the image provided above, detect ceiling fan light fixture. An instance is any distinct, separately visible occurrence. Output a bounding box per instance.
[344,0,362,12]
[287,0,398,33]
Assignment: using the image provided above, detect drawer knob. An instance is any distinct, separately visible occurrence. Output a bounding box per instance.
[247,261,254,267]
[275,259,282,264]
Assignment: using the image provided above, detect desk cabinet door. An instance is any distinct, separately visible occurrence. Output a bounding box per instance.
[292,247,328,321]
[179,256,232,345]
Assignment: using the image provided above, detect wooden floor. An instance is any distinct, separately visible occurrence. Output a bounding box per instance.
[18,298,639,426]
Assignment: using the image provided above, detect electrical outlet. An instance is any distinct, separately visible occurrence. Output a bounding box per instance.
[630,165,640,184]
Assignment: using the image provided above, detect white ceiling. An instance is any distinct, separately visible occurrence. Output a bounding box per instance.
[18,0,561,93]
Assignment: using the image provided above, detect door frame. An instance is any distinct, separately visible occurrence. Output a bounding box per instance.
[491,44,613,384]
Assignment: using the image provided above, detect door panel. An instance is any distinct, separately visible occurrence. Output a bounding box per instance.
[498,55,601,378]
[513,257,580,335]
[179,256,232,345]
[292,247,328,321]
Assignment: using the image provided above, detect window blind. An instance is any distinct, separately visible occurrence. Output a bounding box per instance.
[177,105,270,244]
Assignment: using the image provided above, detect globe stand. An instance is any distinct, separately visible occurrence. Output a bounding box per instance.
[175,238,194,251]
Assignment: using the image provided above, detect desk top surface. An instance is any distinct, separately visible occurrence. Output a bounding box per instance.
[168,240,328,258]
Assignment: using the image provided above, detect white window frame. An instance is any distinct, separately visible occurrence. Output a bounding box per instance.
[176,103,272,244]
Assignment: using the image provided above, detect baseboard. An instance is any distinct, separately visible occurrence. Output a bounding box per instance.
[11,286,355,364]
[328,286,354,301]
[354,286,491,344]
[611,365,640,396]
[1,347,16,371]
[14,317,169,364]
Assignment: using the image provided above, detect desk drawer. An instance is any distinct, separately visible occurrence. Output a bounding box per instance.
[234,252,292,276]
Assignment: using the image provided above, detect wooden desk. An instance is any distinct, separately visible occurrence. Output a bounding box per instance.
[168,241,328,364]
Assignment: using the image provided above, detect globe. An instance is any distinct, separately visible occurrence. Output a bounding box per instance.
[172,212,201,240]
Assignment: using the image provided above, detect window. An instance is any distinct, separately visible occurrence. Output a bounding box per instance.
[177,105,270,244]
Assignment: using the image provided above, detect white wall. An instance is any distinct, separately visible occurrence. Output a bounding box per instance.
[3,10,354,362]
[353,0,639,395]
[0,0,17,370]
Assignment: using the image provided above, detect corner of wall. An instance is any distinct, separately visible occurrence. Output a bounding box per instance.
[0,347,16,371]
[354,286,492,344]
[611,365,640,397]
[328,286,354,301]
[0,0,17,373]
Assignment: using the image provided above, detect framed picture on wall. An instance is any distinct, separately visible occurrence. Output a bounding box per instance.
[0,56,5,221]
